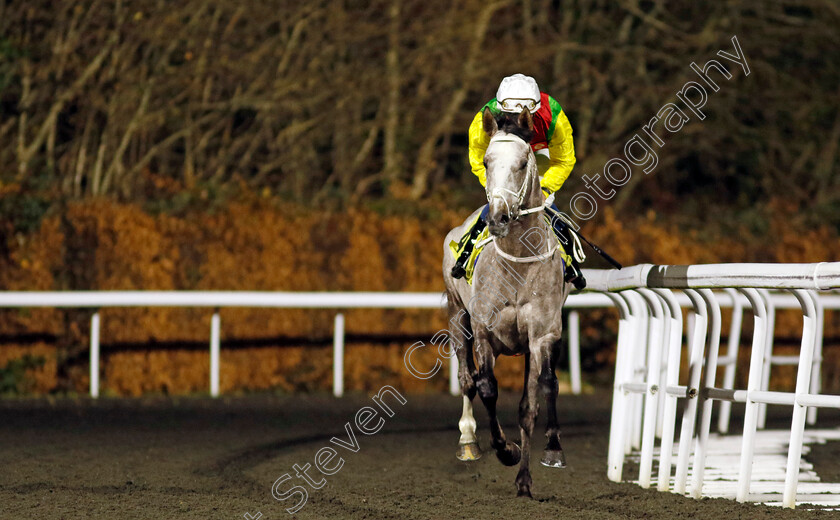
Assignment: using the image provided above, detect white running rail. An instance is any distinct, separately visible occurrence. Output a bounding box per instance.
[586,262,840,509]
[0,291,612,399]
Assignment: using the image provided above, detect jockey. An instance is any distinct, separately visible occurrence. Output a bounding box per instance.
[451,74,586,290]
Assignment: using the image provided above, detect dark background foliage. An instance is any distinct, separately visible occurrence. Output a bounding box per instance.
[0,0,837,224]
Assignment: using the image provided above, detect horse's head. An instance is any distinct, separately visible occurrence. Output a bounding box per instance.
[482,107,538,238]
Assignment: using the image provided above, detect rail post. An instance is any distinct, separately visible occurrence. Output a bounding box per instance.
[333,313,345,397]
[90,311,100,398]
[652,288,683,492]
[606,292,633,482]
[674,289,710,495]
[717,288,744,434]
[210,310,220,397]
[736,288,769,503]
[807,297,824,425]
[568,310,582,395]
[636,288,666,488]
[782,289,819,508]
[689,289,723,498]
[757,289,777,429]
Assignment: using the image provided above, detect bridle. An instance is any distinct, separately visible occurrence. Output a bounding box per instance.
[481,133,557,263]
[485,135,545,218]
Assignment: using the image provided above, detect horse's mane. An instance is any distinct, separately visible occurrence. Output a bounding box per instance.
[495,112,534,144]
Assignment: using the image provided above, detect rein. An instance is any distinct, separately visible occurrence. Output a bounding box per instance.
[493,238,558,263]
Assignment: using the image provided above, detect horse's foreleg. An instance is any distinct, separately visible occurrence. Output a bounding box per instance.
[455,336,479,460]
[540,338,566,468]
[450,302,481,461]
[450,303,476,400]
[456,395,481,460]
[515,351,541,498]
[474,334,520,467]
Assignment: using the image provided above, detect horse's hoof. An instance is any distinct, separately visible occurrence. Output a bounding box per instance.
[496,441,521,466]
[540,449,566,468]
[516,487,533,499]
[515,468,533,498]
[456,442,482,461]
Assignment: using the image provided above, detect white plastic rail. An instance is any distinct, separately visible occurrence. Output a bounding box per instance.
[0,291,612,398]
[589,262,840,509]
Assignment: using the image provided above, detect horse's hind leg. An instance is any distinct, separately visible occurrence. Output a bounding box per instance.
[540,338,566,468]
[515,351,541,498]
[474,332,520,467]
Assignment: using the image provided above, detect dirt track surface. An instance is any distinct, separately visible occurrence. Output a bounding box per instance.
[1,391,839,520]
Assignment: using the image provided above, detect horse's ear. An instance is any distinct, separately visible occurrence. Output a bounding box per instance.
[518,108,535,132]
[482,107,498,136]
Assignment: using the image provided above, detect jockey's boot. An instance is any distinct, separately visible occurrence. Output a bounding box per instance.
[451,215,488,279]
[547,210,586,291]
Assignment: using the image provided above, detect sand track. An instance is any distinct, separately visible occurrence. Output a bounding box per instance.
[1,391,837,519]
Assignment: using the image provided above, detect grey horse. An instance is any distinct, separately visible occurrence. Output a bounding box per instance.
[442,107,572,498]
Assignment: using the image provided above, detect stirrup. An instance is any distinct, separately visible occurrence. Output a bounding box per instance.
[564,263,586,291]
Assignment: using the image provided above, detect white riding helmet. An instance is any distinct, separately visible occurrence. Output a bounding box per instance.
[496,74,541,113]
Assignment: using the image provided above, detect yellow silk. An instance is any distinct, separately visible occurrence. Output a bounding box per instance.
[467,108,576,193]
